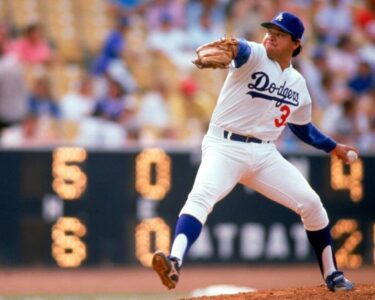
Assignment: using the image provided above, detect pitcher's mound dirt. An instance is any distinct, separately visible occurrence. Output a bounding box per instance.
[182,284,375,300]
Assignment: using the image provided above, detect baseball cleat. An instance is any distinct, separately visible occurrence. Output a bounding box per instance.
[325,271,353,292]
[152,251,180,290]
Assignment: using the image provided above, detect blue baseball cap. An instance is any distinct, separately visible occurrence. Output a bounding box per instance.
[261,12,304,40]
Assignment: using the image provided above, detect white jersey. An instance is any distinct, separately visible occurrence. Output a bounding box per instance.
[168,12,344,289]
[210,41,312,141]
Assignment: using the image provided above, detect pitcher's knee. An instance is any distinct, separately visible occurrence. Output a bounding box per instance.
[299,193,329,231]
[179,190,217,224]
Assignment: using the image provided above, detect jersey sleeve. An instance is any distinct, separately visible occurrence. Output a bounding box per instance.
[288,101,311,124]
[288,80,312,125]
[288,123,337,152]
[231,41,264,70]
[234,39,251,68]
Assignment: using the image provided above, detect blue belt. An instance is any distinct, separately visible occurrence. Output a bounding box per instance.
[223,130,267,144]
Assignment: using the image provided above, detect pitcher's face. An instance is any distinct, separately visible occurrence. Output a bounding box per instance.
[262,26,299,60]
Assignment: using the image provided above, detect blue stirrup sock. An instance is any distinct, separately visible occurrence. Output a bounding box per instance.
[306,225,337,278]
[169,214,203,266]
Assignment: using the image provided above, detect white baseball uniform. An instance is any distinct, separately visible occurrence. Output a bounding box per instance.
[179,41,329,231]
[159,13,352,290]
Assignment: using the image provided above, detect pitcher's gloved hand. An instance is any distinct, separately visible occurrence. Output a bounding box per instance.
[192,36,239,69]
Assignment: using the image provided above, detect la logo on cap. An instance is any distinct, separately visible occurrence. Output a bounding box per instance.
[275,13,283,21]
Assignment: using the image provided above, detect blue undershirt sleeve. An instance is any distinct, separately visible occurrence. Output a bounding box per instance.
[287,122,337,152]
[234,39,251,68]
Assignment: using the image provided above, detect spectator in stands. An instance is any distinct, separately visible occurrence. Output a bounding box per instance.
[187,11,223,50]
[227,0,268,38]
[354,0,375,30]
[0,23,14,53]
[11,23,53,65]
[356,88,375,149]
[19,78,62,143]
[92,16,136,95]
[347,60,374,95]
[186,0,226,29]
[92,78,134,122]
[326,35,359,78]
[314,0,353,45]
[359,20,375,68]
[110,0,142,10]
[136,81,176,144]
[0,114,39,147]
[145,0,186,29]
[78,78,135,147]
[0,24,28,132]
[60,77,95,121]
[321,98,358,145]
[359,116,375,151]
[92,17,128,75]
[27,78,60,119]
[108,0,148,24]
[176,77,210,144]
[59,77,95,142]
[299,47,331,111]
[147,13,189,69]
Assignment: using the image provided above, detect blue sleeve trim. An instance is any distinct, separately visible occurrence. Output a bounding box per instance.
[288,122,337,152]
[234,39,251,68]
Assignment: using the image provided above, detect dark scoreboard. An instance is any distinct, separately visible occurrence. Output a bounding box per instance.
[0,147,374,269]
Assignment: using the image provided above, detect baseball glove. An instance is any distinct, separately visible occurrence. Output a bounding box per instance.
[192,36,239,69]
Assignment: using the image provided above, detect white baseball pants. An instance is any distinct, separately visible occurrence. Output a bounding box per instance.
[180,124,329,231]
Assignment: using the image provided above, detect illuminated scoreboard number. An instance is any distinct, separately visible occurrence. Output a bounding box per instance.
[52,217,87,267]
[135,218,170,266]
[135,148,171,201]
[52,147,88,200]
[135,148,172,266]
[51,147,88,268]
[330,155,363,202]
[330,157,368,267]
[331,219,362,268]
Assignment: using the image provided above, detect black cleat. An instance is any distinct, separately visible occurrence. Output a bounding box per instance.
[152,251,180,290]
[325,271,353,292]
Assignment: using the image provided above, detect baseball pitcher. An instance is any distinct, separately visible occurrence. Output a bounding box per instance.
[152,12,357,292]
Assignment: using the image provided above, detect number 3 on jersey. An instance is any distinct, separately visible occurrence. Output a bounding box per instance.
[274,105,290,127]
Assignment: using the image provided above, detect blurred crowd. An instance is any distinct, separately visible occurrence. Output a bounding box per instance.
[0,0,374,152]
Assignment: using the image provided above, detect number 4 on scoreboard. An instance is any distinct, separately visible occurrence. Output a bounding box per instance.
[330,156,363,202]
